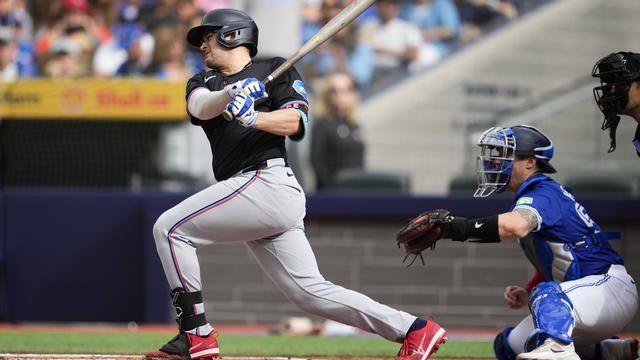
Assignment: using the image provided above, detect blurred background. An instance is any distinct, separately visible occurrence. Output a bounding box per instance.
[0,0,638,333]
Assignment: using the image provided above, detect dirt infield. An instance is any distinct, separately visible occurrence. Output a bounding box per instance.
[0,356,451,360]
[0,355,145,360]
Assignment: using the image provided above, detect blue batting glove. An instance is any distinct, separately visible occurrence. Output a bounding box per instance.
[227,93,259,127]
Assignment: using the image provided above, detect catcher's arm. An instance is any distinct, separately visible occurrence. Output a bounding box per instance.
[396,209,502,264]
[498,208,539,240]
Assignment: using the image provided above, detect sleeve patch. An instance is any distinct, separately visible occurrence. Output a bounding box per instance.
[516,197,533,205]
[279,100,309,110]
[292,80,308,101]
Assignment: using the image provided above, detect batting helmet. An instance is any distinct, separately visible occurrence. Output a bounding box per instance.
[186,8,259,58]
[592,51,640,152]
[474,125,555,197]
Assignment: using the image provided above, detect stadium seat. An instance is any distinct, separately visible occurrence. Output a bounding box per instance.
[448,173,478,195]
[564,173,639,197]
[328,168,411,193]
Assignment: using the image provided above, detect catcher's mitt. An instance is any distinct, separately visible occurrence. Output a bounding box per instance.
[396,209,453,265]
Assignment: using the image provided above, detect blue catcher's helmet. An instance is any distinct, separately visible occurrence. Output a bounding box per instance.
[474,125,556,197]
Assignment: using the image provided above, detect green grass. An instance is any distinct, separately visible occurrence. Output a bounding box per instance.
[0,332,494,358]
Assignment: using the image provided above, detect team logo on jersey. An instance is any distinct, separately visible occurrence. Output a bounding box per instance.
[292,80,307,100]
[516,197,533,205]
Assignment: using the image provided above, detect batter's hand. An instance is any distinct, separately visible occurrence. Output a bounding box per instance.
[227,92,259,127]
[225,78,268,100]
[504,285,528,310]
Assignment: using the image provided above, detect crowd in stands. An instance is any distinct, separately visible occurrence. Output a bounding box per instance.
[0,0,209,81]
[0,0,547,85]
[298,0,544,97]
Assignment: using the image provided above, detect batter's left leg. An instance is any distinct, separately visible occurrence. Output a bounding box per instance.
[246,222,417,342]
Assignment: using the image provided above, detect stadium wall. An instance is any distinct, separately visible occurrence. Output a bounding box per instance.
[1,191,638,332]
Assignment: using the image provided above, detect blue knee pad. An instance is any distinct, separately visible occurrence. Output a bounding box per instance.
[526,281,574,350]
[494,327,517,360]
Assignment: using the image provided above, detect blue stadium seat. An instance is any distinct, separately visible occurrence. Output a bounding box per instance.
[328,168,411,194]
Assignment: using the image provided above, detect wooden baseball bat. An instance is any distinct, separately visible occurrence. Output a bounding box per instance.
[223,0,377,121]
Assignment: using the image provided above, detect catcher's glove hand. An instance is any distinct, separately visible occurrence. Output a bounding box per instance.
[396,209,453,265]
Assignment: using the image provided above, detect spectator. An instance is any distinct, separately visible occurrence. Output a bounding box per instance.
[96,22,154,77]
[177,0,199,37]
[43,36,81,77]
[89,0,118,28]
[182,9,205,74]
[301,0,322,46]
[300,0,375,93]
[359,0,421,90]
[311,72,365,189]
[34,0,110,77]
[93,2,153,78]
[454,0,518,42]
[0,26,17,81]
[139,0,180,32]
[114,31,154,77]
[0,0,37,79]
[400,0,461,69]
[146,25,191,80]
[3,0,33,41]
[0,0,15,27]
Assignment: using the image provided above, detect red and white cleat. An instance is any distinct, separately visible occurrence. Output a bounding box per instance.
[145,332,219,360]
[396,320,447,360]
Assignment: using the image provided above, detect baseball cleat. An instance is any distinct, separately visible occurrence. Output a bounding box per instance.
[600,337,639,360]
[396,319,447,360]
[516,338,580,360]
[145,332,219,360]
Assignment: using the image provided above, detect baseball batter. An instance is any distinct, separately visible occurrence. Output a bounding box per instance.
[145,8,447,360]
[397,125,638,360]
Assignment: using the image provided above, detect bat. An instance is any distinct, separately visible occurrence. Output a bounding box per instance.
[223,0,377,120]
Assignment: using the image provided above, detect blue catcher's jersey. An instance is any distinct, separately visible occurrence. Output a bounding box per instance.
[509,174,623,282]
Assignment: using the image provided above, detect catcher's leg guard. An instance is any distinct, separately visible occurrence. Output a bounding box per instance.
[526,281,574,351]
[494,327,517,360]
[171,288,207,332]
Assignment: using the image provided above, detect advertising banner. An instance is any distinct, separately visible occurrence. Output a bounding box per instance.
[0,79,186,120]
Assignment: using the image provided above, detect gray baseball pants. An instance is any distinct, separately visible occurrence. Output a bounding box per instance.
[153,158,416,342]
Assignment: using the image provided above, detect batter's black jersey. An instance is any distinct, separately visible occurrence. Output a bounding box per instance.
[186,57,310,181]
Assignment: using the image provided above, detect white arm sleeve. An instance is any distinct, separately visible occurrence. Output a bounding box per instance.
[187,87,233,120]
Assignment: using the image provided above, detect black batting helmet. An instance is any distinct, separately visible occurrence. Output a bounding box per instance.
[186,8,259,58]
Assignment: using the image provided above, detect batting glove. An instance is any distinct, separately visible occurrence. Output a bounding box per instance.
[227,92,259,127]
[224,78,268,100]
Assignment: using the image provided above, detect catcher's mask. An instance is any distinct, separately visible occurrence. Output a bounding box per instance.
[592,51,640,153]
[186,8,259,58]
[474,125,555,198]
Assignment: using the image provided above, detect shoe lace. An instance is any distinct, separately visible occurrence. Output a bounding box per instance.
[398,337,411,357]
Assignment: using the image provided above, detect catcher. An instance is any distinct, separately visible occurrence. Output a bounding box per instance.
[397,125,639,360]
